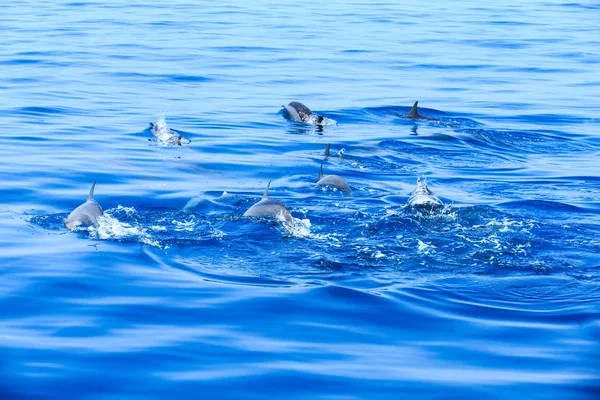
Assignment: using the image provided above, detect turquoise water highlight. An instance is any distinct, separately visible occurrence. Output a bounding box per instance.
[1,1,600,399]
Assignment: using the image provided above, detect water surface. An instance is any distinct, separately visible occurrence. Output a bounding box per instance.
[1,1,600,399]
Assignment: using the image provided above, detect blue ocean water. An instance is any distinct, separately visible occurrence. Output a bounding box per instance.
[1,0,600,398]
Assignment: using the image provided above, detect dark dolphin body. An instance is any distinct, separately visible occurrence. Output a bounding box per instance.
[316,165,351,192]
[244,181,295,230]
[283,101,324,125]
[64,181,103,230]
[405,101,438,121]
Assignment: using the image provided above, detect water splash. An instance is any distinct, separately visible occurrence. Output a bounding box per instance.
[88,211,163,247]
[149,116,190,146]
[311,115,337,126]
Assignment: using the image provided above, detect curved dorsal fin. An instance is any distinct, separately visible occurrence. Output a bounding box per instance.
[324,143,331,157]
[408,101,419,118]
[262,181,271,199]
[88,181,97,201]
[318,164,324,181]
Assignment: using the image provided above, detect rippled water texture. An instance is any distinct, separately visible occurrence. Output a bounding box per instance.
[1,1,600,399]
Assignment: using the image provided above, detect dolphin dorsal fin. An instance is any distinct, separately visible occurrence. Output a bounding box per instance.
[262,181,271,199]
[318,165,324,181]
[88,181,97,201]
[324,143,331,157]
[408,101,419,118]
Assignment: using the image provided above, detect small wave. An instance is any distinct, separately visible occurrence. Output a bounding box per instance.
[110,72,213,84]
[363,105,482,128]
[497,199,584,213]
[183,192,236,212]
[13,106,83,116]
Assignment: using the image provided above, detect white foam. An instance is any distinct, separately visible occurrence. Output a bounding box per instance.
[115,205,137,216]
[289,218,311,237]
[374,250,386,258]
[86,210,164,248]
[305,114,337,126]
[474,218,535,233]
[89,214,143,239]
[417,239,436,255]
[212,229,227,240]
[320,116,337,126]
[172,218,195,232]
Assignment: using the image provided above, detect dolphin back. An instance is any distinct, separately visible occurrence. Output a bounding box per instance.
[243,198,295,228]
[408,178,443,207]
[65,181,103,230]
[244,182,295,230]
[64,199,103,230]
[317,167,351,192]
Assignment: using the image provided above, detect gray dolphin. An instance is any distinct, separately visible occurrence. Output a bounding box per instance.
[324,143,331,157]
[406,101,437,121]
[283,101,324,125]
[244,181,295,230]
[316,165,351,192]
[407,178,443,208]
[64,181,104,230]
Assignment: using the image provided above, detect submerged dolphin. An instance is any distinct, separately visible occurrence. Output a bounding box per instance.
[283,101,324,125]
[316,165,351,192]
[405,101,437,121]
[244,181,295,229]
[407,178,443,208]
[64,181,103,230]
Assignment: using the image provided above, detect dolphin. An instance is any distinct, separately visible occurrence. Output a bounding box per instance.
[148,119,189,145]
[316,165,351,192]
[64,181,104,230]
[283,101,324,125]
[407,178,443,208]
[244,181,295,230]
[324,143,331,157]
[405,101,437,121]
